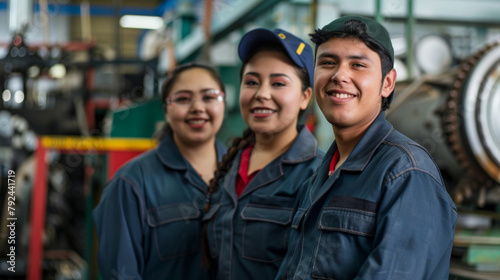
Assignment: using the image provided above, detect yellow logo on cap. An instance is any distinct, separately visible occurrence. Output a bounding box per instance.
[278,33,286,39]
[296,43,305,55]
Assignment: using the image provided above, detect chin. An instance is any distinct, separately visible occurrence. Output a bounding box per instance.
[249,124,274,135]
[183,133,215,145]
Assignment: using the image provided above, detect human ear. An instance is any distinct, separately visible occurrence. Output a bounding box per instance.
[300,87,313,110]
[381,68,397,98]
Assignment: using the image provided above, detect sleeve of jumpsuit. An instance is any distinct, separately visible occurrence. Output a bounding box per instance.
[93,176,146,280]
[354,170,457,280]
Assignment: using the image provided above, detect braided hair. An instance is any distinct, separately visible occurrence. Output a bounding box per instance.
[201,42,311,268]
[201,128,254,268]
[204,42,311,212]
[204,128,254,210]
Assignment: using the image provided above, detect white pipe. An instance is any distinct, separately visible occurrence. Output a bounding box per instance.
[9,0,33,34]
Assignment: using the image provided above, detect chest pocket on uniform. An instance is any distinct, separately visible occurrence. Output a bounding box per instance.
[312,196,377,280]
[240,203,293,263]
[147,203,200,260]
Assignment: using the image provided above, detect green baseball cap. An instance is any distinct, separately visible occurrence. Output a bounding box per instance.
[320,15,394,63]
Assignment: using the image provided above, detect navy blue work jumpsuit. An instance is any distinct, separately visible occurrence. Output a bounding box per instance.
[93,135,226,280]
[206,126,324,280]
[278,112,457,280]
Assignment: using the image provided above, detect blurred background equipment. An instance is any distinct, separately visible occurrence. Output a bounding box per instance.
[386,34,500,280]
[387,41,500,204]
[0,0,499,279]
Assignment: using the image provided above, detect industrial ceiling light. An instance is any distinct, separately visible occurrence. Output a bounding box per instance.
[119,15,164,29]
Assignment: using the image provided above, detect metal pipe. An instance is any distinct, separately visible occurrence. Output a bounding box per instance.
[114,0,121,59]
[27,139,48,280]
[39,0,49,43]
[375,0,383,23]
[8,0,33,34]
[201,0,214,62]
[80,1,92,42]
[406,0,415,79]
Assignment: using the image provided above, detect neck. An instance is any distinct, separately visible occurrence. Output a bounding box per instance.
[248,126,298,174]
[254,126,298,155]
[334,130,360,160]
[173,135,218,184]
[332,124,368,169]
[332,110,382,167]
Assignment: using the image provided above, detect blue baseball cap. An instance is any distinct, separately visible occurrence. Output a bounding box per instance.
[238,28,314,88]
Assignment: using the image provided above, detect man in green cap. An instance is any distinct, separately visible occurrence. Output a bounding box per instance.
[276,15,457,280]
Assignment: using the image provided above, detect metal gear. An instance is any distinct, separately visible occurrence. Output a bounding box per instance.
[444,42,500,189]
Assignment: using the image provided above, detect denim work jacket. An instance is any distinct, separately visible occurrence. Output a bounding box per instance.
[278,112,457,280]
[93,135,226,280]
[205,127,324,280]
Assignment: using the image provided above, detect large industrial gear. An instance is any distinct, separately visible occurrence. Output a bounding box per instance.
[387,41,500,205]
[444,42,500,190]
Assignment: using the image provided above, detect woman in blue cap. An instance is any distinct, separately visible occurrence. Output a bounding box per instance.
[203,28,324,280]
[93,62,226,280]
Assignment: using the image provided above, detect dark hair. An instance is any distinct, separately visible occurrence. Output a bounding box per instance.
[239,43,311,123]
[155,62,226,140]
[208,42,311,203]
[206,128,255,209]
[239,44,311,91]
[202,43,310,267]
[310,19,393,110]
[202,128,254,268]
[210,42,310,196]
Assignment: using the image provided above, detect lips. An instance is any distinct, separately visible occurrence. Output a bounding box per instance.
[187,119,207,125]
[329,92,356,98]
[326,89,356,98]
[250,107,276,118]
[251,108,275,114]
[185,118,209,128]
[325,89,357,103]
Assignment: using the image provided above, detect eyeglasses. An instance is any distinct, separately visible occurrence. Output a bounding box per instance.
[166,89,225,107]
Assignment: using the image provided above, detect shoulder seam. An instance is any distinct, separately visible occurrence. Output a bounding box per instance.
[384,167,442,186]
[382,140,417,166]
[114,170,147,227]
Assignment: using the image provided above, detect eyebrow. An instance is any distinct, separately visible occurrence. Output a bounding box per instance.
[243,72,291,80]
[317,52,373,62]
[173,88,218,95]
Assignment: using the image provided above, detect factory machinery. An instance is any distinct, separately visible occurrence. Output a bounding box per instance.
[387,39,500,276]
[0,0,499,278]
[388,41,500,206]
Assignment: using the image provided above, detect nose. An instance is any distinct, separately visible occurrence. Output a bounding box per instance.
[331,65,348,85]
[254,83,272,100]
[189,96,205,112]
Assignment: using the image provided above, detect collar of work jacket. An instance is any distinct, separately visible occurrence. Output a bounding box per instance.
[311,111,393,202]
[337,111,391,171]
[223,126,319,202]
[156,134,226,171]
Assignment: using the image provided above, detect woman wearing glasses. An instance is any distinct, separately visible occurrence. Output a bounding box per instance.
[93,63,226,280]
[203,29,324,280]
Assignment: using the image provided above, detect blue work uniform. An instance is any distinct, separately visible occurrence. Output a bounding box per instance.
[278,112,457,280]
[205,126,324,280]
[93,135,226,280]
